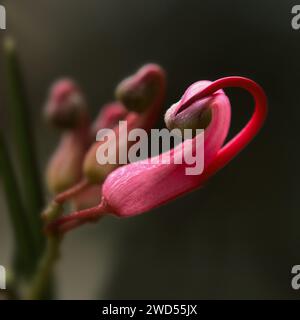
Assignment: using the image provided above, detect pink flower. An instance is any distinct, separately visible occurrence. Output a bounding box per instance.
[53,64,166,206]
[48,76,267,233]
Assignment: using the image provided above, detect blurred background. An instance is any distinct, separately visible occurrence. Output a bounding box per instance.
[0,0,298,299]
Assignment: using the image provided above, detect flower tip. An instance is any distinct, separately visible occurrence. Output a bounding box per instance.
[115,63,165,113]
[165,81,227,135]
[165,101,212,136]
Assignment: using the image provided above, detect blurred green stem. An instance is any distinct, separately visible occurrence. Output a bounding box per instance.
[0,132,35,277]
[26,204,64,299]
[4,36,44,252]
[26,234,62,300]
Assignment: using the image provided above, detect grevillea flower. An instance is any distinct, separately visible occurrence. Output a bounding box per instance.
[48,76,267,234]
[53,64,166,206]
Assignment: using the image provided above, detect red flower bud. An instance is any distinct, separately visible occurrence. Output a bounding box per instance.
[44,79,88,129]
[45,79,90,194]
[116,63,165,114]
[71,103,128,210]
[46,127,89,194]
[91,102,128,137]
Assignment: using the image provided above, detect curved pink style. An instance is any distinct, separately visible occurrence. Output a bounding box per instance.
[48,76,267,234]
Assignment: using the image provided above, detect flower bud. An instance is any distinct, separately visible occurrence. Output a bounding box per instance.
[91,102,128,137]
[82,64,166,184]
[64,103,128,208]
[115,64,165,113]
[46,128,89,194]
[165,81,222,137]
[44,79,88,129]
[83,135,121,184]
[83,105,135,184]
[165,99,212,136]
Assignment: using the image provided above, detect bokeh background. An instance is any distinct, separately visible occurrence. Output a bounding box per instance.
[0,0,298,299]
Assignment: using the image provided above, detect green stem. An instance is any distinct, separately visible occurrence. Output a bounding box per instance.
[3,36,45,252]
[0,132,35,277]
[26,234,62,300]
[25,203,64,300]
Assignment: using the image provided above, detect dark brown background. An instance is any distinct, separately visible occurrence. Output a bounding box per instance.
[0,0,298,299]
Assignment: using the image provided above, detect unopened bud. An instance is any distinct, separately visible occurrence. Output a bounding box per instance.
[165,99,212,136]
[115,64,165,113]
[46,130,88,193]
[83,142,117,184]
[44,79,87,129]
[164,80,230,138]
[82,65,165,185]
[91,102,128,137]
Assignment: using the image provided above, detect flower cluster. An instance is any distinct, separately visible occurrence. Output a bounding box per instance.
[44,66,267,234]
[44,64,165,211]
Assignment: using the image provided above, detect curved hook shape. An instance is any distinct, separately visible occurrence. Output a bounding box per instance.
[191,77,268,182]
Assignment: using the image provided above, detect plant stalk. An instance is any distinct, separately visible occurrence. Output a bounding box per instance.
[4,36,45,252]
[0,132,35,277]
